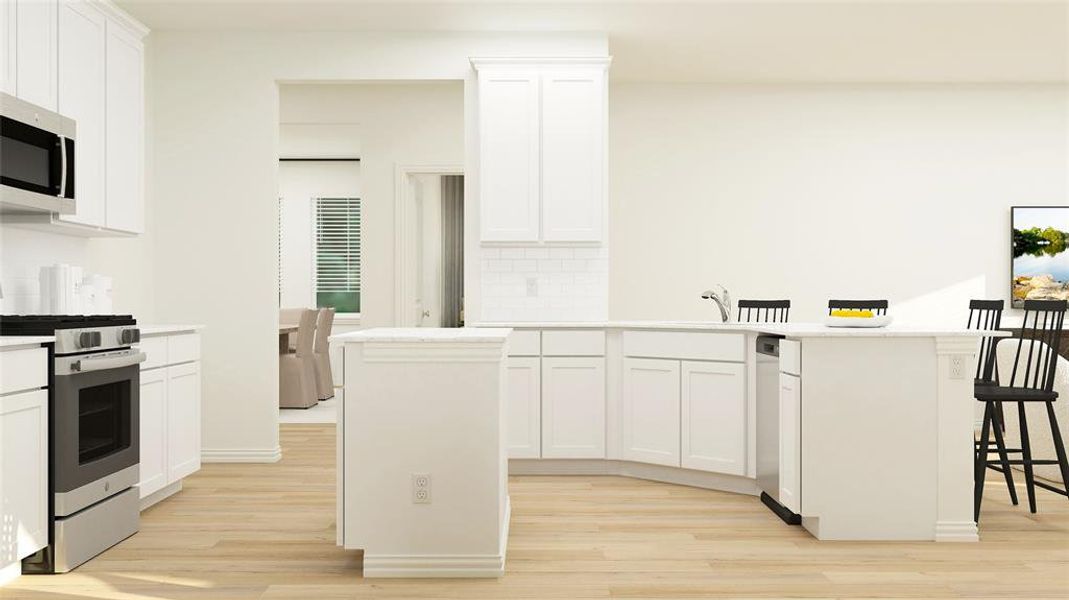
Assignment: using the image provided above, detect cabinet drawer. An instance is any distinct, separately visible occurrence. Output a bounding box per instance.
[138,336,169,370]
[507,330,541,356]
[0,347,48,395]
[623,331,744,362]
[541,330,605,356]
[168,334,201,364]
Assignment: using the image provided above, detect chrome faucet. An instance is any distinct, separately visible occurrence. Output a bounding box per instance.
[700,285,733,323]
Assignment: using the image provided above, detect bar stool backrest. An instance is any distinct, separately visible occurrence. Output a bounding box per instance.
[828,299,888,316]
[1004,299,1067,392]
[967,299,1004,382]
[737,299,791,323]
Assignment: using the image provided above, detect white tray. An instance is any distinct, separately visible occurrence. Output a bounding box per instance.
[823,314,894,328]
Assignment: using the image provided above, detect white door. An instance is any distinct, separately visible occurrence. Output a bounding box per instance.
[138,368,168,498]
[477,68,540,242]
[103,21,144,233]
[541,356,605,458]
[621,358,680,467]
[0,0,16,95]
[14,0,57,110]
[0,389,49,558]
[681,360,747,475]
[540,67,605,242]
[416,174,442,326]
[167,362,201,482]
[506,356,540,458]
[779,372,801,514]
[57,0,105,227]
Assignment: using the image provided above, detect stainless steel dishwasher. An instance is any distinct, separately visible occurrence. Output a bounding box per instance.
[756,335,801,525]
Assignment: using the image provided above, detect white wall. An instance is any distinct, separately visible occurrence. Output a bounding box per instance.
[609,83,1069,324]
[148,31,606,460]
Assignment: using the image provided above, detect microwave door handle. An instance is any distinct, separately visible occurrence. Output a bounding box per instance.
[71,352,146,373]
[58,136,68,197]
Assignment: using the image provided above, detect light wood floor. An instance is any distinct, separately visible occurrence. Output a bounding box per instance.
[6,424,1069,599]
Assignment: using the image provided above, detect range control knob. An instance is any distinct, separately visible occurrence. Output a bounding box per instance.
[78,331,102,349]
[120,329,141,344]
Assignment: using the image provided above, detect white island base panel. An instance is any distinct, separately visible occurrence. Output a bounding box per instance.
[334,328,512,578]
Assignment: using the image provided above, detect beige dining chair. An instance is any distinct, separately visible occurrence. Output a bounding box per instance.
[279,308,318,409]
[314,308,336,400]
[280,307,305,352]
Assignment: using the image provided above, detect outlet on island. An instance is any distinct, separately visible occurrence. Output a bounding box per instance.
[412,472,431,504]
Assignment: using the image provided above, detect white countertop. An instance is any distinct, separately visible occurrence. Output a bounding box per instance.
[139,324,204,337]
[0,335,55,348]
[332,327,512,343]
[469,320,1007,338]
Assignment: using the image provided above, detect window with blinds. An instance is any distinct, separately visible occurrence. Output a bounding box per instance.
[315,197,361,314]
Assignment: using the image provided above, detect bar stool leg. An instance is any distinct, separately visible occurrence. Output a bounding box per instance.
[1018,402,1037,513]
[990,402,1019,506]
[975,402,994,521]
[1046,402,1069,498]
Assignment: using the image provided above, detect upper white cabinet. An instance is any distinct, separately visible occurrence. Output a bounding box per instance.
[622,358,680,467]
[680,360,747,475]
[0,0,17,95]
[13,0,58,110]
[57,0,106,227]
[541,356,605,458]
[473,58,610,244]
[103,19,143,233]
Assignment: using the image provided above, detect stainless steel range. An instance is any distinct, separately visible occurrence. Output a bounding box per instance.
[0,315,145,573]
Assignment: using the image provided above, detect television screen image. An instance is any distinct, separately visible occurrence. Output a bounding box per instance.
[1012,206,1069,308]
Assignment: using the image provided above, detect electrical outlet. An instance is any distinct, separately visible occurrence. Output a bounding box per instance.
[526,277,538,297]
[950,355,966,380]
[412,473,431,504]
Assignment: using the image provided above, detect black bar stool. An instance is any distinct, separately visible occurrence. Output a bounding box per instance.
[975,299,1069,520]
[827,299,888,315]
[737,299,791,323]
[968,299,1017,506]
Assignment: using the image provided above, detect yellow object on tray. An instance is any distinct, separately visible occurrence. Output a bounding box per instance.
[830,309,874,318]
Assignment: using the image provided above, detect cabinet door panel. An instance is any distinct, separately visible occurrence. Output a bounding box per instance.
[104,21,143,233]
[779,373,801,514]
[541,357,605,458]
[15,0,57,110]
[0,0,16,95]
[541,67,604,242]
[57,0,106,227]
[167,362,201,482]
[681,361,746,475]
[138,368,168,499]
[506,357,541,458]
[622,358,680,467]
[478,69,540,242]
[1,389,49,558]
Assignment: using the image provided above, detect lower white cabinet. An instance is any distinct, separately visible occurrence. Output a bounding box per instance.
[0,389,49,560]
[779,372,801,513]
[621,358,680,467]
[506,357,541,458]
[541,356,605,458]
[680,361,747,475]
[137,334,202,501]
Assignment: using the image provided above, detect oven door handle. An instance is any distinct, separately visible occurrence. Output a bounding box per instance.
[71,352,147,373]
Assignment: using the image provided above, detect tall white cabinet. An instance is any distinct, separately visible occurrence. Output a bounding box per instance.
[473,58,610,244]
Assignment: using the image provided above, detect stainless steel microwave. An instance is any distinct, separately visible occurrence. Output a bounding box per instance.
[1,92,76,214]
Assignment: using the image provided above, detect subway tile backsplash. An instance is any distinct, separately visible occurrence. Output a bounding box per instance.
[480,245,608,322]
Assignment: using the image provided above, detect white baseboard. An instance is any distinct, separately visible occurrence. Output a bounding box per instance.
[201,446,282,463]
[935,521,980,542]
[139,481,182,511]
[509,459,760,496]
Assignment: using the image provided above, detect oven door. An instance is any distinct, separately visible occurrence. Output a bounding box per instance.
[53,357,141,517]
[0,93,76,214]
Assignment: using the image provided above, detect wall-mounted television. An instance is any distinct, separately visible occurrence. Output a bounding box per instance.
[1012,206,1069,308]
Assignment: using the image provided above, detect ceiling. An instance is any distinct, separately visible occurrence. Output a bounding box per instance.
[115,1,1069,82]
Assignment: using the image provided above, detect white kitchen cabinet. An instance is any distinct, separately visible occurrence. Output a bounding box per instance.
[57,0,106,228]
[541,356,605,458]
[621,358,680,467]
[477,67,540,242]
[680,361,747,475]
[103,19,143,233]
[506,356,541,458]
[0,389,49,561]
[167,362,201,481]
[138,367,168,498]
[540,67,605,242]
[779,372,801,514]
[14,0,58,111]
[0,0,16,95]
